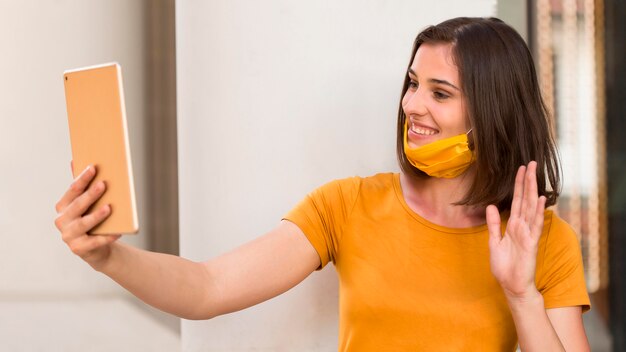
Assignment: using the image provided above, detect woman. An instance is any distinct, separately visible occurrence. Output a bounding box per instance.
[55,17,590,351]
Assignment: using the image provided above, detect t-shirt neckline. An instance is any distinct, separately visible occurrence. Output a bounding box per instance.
[391,173,490,234]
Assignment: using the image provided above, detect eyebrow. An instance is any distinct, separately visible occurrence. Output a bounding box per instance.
[408,68,460,91]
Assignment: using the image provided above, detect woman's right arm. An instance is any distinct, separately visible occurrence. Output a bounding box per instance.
[55,165,321,320]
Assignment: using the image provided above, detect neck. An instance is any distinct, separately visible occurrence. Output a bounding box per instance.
[400,167,486,228]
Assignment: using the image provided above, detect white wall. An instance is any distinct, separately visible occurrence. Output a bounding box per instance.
[0,0,148,296]
[176,1,495,350]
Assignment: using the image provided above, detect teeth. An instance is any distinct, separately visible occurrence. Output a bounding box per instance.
[411,122,437,135]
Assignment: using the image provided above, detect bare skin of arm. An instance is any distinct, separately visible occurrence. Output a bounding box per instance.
[55,165,320,320]
[487,161,590,351]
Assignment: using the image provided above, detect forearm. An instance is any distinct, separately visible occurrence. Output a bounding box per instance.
[95,242,215,320]
[507,290,564,351]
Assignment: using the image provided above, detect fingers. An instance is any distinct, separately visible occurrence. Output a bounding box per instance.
[510,165,526,219]
[55,180,107,230]
[67,181,107,220]
[486,204,502,247]
[55,162,120,264]
[76,204,112,237]
[68,233,121,258]
[55,165,95,213]
[522,161,539,224]
[531,196,547,240]
[508,161,544,241]
[60,203,119,260]
[58,203,111,242]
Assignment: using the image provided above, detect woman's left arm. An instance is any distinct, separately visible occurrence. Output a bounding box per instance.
[547,306,590,351]
[486,161,590,351]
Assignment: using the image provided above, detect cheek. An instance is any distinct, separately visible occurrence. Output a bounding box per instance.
[455,102,469,126]
[446,103,469,131]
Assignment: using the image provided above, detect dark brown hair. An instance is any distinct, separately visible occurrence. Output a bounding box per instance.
[396,17,560,210]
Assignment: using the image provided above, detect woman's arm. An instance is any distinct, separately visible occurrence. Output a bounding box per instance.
[486,161,590,351]
[55,165,320,320]
[547,306,590,351]
[504,290,589,351]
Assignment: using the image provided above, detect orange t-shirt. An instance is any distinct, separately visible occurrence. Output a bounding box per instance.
[284,173,590,351]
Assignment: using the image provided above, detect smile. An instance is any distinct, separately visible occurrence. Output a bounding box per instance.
[410,121,439,136]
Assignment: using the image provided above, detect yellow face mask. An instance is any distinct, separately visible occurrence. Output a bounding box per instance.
[403,122,474,178]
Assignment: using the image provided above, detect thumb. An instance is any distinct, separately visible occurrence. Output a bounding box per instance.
[486,205,502,248]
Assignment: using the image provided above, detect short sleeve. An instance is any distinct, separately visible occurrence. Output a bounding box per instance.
[282,177,361,270]
[535,212,591,312]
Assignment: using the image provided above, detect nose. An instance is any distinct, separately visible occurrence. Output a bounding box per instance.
[402,87,428,117]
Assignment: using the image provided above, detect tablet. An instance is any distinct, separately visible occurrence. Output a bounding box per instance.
[63,63,139,235]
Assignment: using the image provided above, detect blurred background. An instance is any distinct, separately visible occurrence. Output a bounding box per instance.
[0,0,623,351]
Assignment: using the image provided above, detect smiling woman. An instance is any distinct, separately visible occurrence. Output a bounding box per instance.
[397,18,561,211]
[285,17,589,351]
[54,16,590,352]
[402,43,473,178]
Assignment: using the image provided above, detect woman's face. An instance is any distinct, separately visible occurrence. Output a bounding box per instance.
[402,42,469,149]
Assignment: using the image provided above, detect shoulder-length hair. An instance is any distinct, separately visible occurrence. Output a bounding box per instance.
[396,17,561,210]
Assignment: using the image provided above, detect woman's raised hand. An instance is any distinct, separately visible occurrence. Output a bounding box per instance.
[54,164,121,270]
[486,161,547,300]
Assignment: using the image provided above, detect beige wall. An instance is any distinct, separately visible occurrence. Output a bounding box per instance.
[0,0,148,295]
[497,0,529,41]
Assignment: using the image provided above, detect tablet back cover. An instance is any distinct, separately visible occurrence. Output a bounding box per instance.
[63,63,138,235]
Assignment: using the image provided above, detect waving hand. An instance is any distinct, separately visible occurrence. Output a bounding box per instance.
[486,161,547,298]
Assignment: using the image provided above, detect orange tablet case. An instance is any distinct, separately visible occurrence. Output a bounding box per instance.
[63,63,139,235]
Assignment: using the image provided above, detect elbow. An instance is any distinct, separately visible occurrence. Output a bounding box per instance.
[178,307,221,321]
[180,313,217,321]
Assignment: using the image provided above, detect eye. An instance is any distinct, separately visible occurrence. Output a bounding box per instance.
[433,91,450,100]
[408,80,418,90]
